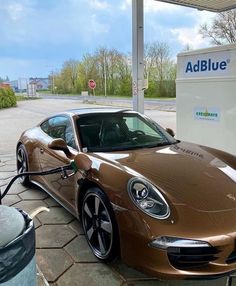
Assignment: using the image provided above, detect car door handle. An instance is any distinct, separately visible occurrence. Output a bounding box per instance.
[40,148,44,154]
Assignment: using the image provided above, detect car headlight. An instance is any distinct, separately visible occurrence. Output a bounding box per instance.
[150,236,211,250]
[128,178,170,219]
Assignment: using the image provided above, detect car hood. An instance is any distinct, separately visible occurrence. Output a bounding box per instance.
[95,142,236,212]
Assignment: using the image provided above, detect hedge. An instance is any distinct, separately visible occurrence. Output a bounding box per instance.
[0,88,17,109]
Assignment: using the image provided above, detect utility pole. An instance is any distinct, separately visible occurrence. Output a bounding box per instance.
[104,52,107,97]
[51,71,55,94]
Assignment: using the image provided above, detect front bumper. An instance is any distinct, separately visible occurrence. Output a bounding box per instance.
[121,231,236,279]
[115,207,236,279]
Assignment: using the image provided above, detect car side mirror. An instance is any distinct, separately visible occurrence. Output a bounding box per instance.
[48,138,70,155]
[74,153,92,171]
[166,128,175,137]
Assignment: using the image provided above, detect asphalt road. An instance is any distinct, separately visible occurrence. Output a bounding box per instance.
[39,94,176,111]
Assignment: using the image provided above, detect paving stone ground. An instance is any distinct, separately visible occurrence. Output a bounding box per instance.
[0,99,235,286]
[1,154,236,286]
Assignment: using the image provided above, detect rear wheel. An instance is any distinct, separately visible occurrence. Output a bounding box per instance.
[81,188,119,261]
[16,145,29,186]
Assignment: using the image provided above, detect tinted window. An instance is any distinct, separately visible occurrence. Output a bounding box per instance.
[77,112,176,152]
[41,116,76,149]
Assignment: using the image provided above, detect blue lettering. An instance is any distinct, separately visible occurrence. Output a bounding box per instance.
[208,59,211,71]
[185,58,229,74]
[212,61,219,71]
[186,62,193,73]
[201,60,207,71]
[193,60,200,72]
[220,61,227,70]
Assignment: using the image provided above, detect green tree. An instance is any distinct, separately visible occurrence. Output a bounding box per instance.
[94,47,131,96]
[76,47,132,96]
[144,41,176,97]
[53,60,80,94]
[0,87,16,109]
[51,43,175,98]
[77,53,98,94]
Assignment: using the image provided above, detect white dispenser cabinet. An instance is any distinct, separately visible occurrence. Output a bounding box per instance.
[176,44,236,155]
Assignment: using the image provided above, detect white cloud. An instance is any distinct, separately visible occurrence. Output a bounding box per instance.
[89,0,110,10]
[6,3,24,21]
[90,14,110,33]
[120,0,179,12]
[171,27,206,49]
[171,10,215,49]
[0,0,34,22]
[120,0,131,11]
[144,0,180,13]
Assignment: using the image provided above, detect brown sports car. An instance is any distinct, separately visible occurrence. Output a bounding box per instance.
[17,108,236,279]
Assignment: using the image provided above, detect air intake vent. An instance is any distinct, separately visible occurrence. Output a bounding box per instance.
[226,251,236,264]
[167,246,219,269]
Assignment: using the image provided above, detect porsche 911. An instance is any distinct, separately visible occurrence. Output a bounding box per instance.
[16,108,236,279]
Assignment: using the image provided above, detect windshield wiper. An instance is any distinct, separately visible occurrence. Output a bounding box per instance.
[87,141,174,152]
[145,141,173,148]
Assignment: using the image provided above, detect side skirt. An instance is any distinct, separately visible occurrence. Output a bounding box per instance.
[30,179,79,219]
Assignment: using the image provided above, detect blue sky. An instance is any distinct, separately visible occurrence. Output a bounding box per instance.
[0,0,215,80]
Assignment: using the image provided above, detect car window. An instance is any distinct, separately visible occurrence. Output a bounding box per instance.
[125,116,163,140]
[77,112,176,152]
[41,116,76,149]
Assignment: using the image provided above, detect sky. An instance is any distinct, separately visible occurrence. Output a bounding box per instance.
[0,0,215,80]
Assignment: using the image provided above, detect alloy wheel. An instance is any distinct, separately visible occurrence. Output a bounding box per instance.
[82,191,114,260]
[17,145,29,185]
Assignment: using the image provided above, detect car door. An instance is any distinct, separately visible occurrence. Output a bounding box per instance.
[37,115,79,211]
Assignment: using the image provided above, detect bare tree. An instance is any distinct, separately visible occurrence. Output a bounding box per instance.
[199,10,236,45]
[144,41,176,97]
[145,42,171,81]
[95,47,130,95]
[53,59,80,94]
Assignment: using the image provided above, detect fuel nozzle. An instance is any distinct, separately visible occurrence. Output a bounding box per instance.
[70,153,92,173]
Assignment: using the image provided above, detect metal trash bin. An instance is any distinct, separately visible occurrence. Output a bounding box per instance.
[0,206,36,286]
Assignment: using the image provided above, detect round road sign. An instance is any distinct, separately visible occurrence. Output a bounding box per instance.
[88,79,96,89]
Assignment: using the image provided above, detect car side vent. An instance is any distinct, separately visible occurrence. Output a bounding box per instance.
[167,246,219,269]
[226,251,236,264]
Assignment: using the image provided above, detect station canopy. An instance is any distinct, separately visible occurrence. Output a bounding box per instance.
[156,0,236,12]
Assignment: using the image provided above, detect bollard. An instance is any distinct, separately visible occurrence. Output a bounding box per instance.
[0,206,36,286]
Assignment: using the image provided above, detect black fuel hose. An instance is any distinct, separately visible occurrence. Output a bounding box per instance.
[0,164,73,204]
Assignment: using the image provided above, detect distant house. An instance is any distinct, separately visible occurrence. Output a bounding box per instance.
[9,80,19,91]
[9,78,29,92]
[8,77,50,92]
[29,78,49,90]
[0,83,11,89]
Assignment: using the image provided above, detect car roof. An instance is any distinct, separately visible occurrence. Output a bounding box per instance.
[39,108,138,125]
[66,107,133,116]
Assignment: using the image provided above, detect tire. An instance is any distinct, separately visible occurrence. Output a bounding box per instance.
[16,144,30,186]
[81,187,119,261]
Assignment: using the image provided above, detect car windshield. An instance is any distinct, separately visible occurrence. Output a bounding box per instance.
[77,112,177,152]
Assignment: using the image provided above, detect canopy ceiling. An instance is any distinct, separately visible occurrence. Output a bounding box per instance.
[156,0,236,12]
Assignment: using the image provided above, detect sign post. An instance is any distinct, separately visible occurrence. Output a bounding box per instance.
[88,79,96,96]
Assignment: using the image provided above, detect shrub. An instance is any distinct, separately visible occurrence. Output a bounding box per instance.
[145,80,176,98]
[0,88,17,109]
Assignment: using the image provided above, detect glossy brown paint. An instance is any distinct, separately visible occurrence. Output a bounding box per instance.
[17,109,236,279]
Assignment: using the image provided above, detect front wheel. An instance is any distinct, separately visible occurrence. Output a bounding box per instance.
[81,188,119,261]
[16,144,29,186]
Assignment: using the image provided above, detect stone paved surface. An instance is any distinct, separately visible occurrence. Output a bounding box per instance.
[0,99,235,286]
